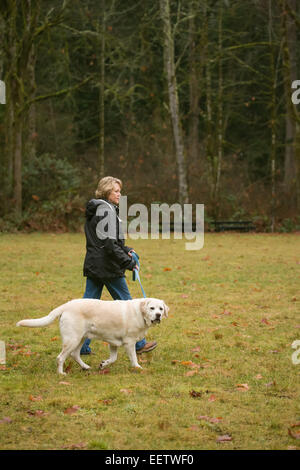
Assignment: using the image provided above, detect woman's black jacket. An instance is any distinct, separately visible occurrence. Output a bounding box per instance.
[83,198,136,280]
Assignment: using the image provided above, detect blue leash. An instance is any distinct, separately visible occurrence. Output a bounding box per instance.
[131,252,147,298]
[134,268,147,298]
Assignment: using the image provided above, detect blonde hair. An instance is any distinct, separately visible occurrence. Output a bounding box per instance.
[95,176,122,199]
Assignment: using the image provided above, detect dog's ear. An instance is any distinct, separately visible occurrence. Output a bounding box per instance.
[140,299,152,326]
[140,299,149,315]
[163,302,169,318]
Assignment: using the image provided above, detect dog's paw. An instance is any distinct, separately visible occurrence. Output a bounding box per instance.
[81,364,91,371]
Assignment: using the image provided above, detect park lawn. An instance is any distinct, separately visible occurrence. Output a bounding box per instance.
[0,232,299,450]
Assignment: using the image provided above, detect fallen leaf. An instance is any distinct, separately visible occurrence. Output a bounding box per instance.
[208,394,217,402]
[190,390,202,398]
[185,370,199,377]
[0,417,12,424]
[197,415,210,421]
[288,428,300,440]
[197,415,222,424]
[261,318,270,325]
[99,369,110,375]
[29,395,43,402]
[265,380,276,387]
[180,360,201,370]
[288,422,300,440]
[120,388,133,394]
[222,309,232,315]
[64,405,80,415]
[27,410,48,417]
[163,267,172,271]
[255,374,263,380]
[59,381,72,386]
[50,337,58,341]
[188,425,199,431]
[61,442,87,450]
[100,399,113,405]
[210,417,223,424]
[65,362,72,372]
[216,434,232,442]
[236,383,250,392]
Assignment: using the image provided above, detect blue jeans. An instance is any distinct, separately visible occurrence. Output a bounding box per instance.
[80,277,146,354]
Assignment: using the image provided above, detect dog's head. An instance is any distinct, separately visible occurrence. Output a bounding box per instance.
[140,298,169,327]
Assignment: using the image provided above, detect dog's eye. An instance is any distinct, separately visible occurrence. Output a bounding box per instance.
[150,307,155,310]
[159,307,163,311]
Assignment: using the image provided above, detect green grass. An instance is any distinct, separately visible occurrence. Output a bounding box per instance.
[0,232,299,450]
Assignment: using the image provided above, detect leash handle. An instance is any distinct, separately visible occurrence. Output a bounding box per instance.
[131,251,147,298]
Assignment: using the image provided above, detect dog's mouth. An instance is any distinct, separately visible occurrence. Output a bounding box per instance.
[151,318,161,324]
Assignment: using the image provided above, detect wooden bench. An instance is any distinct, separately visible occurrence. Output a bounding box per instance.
[212,221,256,232]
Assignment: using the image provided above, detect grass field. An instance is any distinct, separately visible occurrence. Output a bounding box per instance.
[0,232,299,450]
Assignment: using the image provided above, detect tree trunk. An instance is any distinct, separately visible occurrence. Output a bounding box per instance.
[160,0,189,205]
[98,0,105,179]
[214,0,223,219]
[1,0,67,216]
[188,0,199,164]
[269,0,277,232]
[281,0,299,206]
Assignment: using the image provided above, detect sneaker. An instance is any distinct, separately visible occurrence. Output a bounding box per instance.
[136,341,157,354]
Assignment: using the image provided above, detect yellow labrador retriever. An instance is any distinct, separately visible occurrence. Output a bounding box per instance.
[16,298,169,375]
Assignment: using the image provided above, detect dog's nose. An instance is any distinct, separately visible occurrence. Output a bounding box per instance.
[155,313,161,321]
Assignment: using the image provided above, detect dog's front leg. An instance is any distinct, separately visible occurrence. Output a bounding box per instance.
[124,342,142,369]
[99,344,118,369]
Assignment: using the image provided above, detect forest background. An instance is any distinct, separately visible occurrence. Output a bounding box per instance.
[0,0,300,233]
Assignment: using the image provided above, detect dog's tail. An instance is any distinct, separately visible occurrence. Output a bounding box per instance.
[16,303,66,328]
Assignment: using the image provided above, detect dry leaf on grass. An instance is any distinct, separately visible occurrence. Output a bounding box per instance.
[185,370,199,377]
[99,399,113,405]
[188,425,199,431]
[189,390,202,398]
[288,422,300,440]
[208,394,217,402]
[64,405,80,415]
[265,380,276,387]
[216,434,232,443]
[236,383,250,392]
[0,416,12,423]
[29,395,43,401]
[197,415,223,424]
[120,389,133,395]
[27,410,49,417]
[61,442,87,449]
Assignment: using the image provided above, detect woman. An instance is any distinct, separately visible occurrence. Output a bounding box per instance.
[80,176,157,355]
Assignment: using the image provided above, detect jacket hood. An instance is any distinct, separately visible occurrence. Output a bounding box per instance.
[85,198,117,220]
